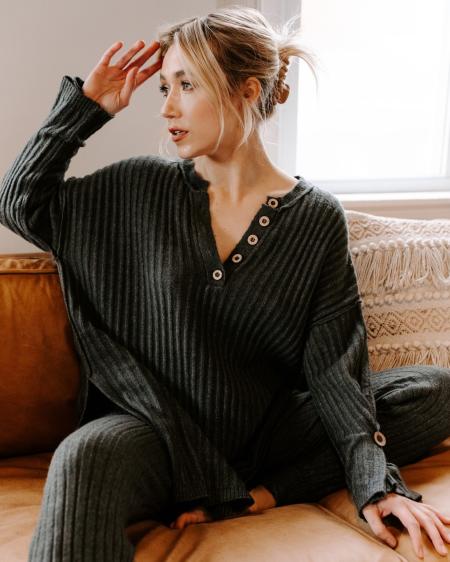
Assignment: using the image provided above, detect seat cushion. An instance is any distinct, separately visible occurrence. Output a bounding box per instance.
[319,436,450,561]
[5,447,448,562]
[133,503,405,562]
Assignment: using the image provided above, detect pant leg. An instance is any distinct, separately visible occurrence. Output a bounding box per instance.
[28,409,174,562]
[248,365,450,506]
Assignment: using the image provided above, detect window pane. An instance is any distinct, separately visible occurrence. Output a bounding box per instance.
[297,0,450,181]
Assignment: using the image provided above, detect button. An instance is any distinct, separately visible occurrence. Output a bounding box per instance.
[259,215,270,226]
[212,269,223,280]
[231,253,243,263]
[267,198,279,208]
[374,431,387,446]
[247,234,259,245]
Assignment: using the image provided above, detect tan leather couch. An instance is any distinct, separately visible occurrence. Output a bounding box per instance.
[1,251,449,562]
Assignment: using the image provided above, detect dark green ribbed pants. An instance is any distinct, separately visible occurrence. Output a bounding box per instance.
[28,405,174,562]
[246,365,450,506]
[28,365,450,561]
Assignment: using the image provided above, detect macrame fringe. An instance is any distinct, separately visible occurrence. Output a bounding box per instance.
[368,342,450,372]
[351,239,450,296]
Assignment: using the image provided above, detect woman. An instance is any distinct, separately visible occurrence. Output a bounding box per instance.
[1,7,449,562]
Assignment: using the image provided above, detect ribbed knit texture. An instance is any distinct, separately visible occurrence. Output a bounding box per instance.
[28,412,174,562]
[0,75,423,521]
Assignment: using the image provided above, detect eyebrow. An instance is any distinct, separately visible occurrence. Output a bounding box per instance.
[159,70,186,81]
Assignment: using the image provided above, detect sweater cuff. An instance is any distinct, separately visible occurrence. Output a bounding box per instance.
[358,462,422,522]
[43,75,115,143]
[202,487,255,521]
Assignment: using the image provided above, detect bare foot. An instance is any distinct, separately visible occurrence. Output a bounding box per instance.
[243,485,277,515]
[169,506,213,530]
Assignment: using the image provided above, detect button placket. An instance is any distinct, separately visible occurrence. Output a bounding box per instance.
[198,190,282,286]
[209,204,277,284]
[228,202,278,269]
[183,158,309,286]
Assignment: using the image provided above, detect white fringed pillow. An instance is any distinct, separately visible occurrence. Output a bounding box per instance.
[345,210,450,372]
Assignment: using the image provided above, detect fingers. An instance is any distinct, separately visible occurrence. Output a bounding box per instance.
[98,40,125,67]
[119,66,138,107]
[170,513,191,530]
[420,506,450,543]
[134,59,163,89]
[364,495,450,559]
[409,505,450,557]
[98,39,161,75]
[395,507,426,559]
[421,502,450,526]
[123,40,161,73]
[115,39,148,69]
[361,505,398,548]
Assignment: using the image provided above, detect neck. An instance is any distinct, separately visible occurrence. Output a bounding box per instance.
[192,130,284,203]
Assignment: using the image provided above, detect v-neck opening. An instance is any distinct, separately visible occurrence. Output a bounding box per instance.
[178,157,308,209]
[203,197,277,268]
[177,158,314,287]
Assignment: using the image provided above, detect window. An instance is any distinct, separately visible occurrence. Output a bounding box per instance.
[263,0,450,195]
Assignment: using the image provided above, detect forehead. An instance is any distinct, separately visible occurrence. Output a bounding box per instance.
[159,45,186,81]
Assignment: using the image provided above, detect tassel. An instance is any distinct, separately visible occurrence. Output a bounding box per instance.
[368,341,450,372]
[351,239,450,297]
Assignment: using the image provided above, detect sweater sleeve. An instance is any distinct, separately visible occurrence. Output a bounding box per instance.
[0,75,114,256]
[267,200,423,521]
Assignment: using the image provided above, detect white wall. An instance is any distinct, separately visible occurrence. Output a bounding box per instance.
[0,0,216,253]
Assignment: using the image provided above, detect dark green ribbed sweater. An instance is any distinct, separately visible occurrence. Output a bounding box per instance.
[0,75,422,521]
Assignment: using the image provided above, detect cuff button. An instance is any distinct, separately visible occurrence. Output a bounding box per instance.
[374,431,387,446]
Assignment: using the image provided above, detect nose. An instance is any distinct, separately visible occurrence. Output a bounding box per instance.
[160,91,180,120]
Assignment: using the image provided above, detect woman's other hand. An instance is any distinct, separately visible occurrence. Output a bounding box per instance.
[243,484,277,515]
[82,40,163,115]
[169,506,213,530]
[362,492,450,559]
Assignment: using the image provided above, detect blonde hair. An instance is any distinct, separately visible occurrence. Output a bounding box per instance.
[156,5,319,156]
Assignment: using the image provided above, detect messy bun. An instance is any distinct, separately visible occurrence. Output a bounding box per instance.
[156,5,319,155]
[275,52,291,105]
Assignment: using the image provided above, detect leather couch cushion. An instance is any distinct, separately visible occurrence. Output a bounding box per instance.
[0,452,405,562]
[0,253,80,458]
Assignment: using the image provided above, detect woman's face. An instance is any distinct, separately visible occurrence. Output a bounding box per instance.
[159,45,242,159]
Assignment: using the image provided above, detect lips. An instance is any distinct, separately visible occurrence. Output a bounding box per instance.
[169,129,189,142]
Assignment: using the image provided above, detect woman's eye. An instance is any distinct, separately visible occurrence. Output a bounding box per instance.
[159,81,193,97]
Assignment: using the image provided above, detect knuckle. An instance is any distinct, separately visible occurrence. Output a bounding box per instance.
[375,530,387,539]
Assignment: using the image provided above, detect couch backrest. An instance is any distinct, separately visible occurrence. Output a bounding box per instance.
[0,252,80,457]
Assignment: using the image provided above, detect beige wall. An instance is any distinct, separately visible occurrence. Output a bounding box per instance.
[0,0,216,253]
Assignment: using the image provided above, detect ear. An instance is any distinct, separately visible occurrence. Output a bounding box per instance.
[242,76,262,103]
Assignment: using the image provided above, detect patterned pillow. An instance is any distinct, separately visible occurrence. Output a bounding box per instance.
[345,209,450,372]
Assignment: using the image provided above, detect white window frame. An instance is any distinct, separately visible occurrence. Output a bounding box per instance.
[218,0,450,218]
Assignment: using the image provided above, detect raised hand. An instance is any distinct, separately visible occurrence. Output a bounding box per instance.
[362,492,450,559]
[82,39,163,115]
